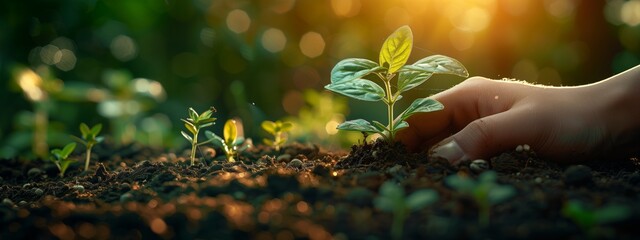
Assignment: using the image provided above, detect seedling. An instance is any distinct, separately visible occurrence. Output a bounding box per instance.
[49,142,77,177]
[325,25,468,142]
[562,200,630,239]
[70,123,103,171]
[205,119,248,162]
[374,181,439,240]
[445,171,516,226]
[181,107,216,165]
[261,120,293,151]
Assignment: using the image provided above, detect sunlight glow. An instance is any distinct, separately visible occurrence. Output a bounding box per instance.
[331,0,361,17]
[449,7,492,32]
[17,68,45,101]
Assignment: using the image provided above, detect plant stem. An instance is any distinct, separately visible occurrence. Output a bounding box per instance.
[85,147,91,171]
[34,103,48,158]
[383,74,396,141]
[391,210,406,240]
[190,130,198,166]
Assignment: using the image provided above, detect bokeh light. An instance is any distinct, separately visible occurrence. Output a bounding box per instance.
[262,28,287,53]
[2,0,640,156]
[299,32,325,58]
[226,9,251,33]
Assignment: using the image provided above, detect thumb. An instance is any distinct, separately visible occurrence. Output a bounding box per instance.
[429,106,542,165]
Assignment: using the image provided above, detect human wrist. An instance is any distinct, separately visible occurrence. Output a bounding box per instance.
[596,65,640,142]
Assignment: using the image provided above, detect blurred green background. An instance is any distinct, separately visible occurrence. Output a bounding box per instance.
[1,0,639,158]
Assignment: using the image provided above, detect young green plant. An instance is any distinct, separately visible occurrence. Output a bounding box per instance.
[261,120,293,151]
[445,171,516,226]
[50,142,76,177]
[205,119,247,162]
[181,107,216,166]
[562,200,630,239]
[325,25,468,141]
[374,181,439,240]
[70,123,103,171]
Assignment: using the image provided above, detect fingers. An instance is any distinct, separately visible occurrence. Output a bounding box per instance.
[430,105,546,164]
[397,76,520,152]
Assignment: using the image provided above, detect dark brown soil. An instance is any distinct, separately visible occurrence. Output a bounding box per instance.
[1,140,640,239]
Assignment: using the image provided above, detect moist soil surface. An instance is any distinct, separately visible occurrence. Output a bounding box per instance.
[1,140,640,239]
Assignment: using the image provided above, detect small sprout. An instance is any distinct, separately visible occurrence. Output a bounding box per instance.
[374,181,439,240]
[49,142,77,177]
[562,200,630,238]
[445,171,516,226]
[205,119,249,162]
[181,107,217,166]
[325,25,468,142]
[261,120,293,151]
[70,123,104,171]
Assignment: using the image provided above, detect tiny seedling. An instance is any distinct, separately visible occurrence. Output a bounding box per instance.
[325,25,468,142]
[562,200,630,239]
[445,171,516,226]
[205,119,248,162]
[181,107,217,166]
[374,181,439,240]
[70,123,103,171]
[50,142,77,177]
[261,120,293,151]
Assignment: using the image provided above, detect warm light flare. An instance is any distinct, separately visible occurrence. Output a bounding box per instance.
[17,68,46,102]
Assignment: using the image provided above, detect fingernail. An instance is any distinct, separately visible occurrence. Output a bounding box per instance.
[430,140,468,164]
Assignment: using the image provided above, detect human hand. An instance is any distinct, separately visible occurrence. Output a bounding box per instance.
[396,68,640,164]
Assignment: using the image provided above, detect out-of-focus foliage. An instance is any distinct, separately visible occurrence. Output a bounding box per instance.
[1,0,639,157]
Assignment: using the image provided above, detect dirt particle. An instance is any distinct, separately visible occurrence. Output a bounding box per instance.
[287,159,303,168]
[563,165,593,186]
[470,159,489,174]
[27,168,43,178]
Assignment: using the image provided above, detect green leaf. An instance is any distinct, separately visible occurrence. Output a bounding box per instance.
[205,131,225,148]
[261,121,276,135]
[374,197,395,213]
[325,79,385,102]
[188,107,198,120]
[181,131,193,142]
[398,98,444,122]
[90,124,102,136]
[487,185,516,204]
[331,58,381,84]
[80,123,91,138]
[199,109,213,121]
[403,55,469,77]
[337,119,381,133]
[279,122,293,132]
[379,25,413,74]
[263,138,274,146]
[371,120,389,133]
[397,71,433,93]
[199,122,214,129]
[223,120,237,147]
[378,181,405,210]
[198,117,217,125]
[406,189,439,211]
[392,121,409,132]
[183,120,197,135]
[445,174,475,192]
[60,142,76,159]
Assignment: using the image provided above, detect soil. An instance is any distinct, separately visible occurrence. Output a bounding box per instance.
[1,140,640,239]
